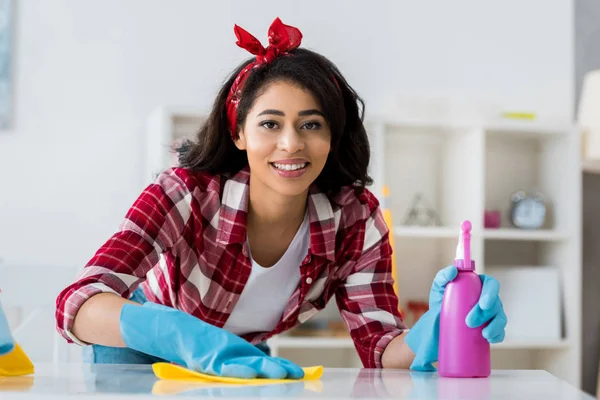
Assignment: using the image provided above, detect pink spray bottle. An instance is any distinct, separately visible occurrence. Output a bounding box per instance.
[438,220,491,378]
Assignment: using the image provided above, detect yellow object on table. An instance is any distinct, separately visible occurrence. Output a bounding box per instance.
[381,185,402,315]
[152,362,323,385]
[0,343,34,377]
[501,111,536,120]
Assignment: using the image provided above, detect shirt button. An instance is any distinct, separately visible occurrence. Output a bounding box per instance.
[306,277,313,284]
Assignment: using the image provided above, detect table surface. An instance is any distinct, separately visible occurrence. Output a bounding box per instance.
[0,363,594,399]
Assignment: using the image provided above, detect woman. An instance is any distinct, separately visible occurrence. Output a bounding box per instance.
[55,18,506,379]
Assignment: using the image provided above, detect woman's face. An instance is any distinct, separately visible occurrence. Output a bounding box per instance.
[235,80,331,198]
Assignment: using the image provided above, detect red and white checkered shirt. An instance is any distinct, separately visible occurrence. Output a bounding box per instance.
[55,166,405,368]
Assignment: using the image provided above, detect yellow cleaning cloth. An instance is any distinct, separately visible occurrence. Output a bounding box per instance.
[0,343,34,377]
[0,375,35,391]
[152,362,323,385]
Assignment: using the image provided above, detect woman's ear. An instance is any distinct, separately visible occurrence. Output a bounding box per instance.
[234,128,247,150]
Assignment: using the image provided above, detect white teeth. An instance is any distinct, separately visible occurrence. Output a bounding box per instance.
[272,162,307,171]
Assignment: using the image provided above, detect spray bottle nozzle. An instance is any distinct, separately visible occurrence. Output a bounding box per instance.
[455,220,474,270]
[461,220,472,232]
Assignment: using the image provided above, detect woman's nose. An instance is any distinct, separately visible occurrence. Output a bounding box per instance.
[278,126,305,153]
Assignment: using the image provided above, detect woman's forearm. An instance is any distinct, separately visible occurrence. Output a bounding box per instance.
[381,330,415,369]
[71,293,139,347]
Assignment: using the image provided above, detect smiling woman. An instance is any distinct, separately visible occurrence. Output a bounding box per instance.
[54,17,506,381]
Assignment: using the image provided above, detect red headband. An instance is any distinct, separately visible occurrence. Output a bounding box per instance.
[226,18,302,140]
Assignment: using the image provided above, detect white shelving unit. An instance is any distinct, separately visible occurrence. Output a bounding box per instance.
[146,106,582,387]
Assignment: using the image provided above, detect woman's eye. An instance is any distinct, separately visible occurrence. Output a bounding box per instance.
[302,121,322,130]
[260,121,279,129]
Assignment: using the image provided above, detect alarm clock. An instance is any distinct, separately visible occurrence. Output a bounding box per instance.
[510,190,547,229]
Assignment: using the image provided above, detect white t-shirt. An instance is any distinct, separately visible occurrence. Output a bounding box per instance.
[223,212,309,336]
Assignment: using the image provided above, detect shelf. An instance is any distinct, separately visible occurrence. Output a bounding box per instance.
[393,226,458,239]
[492,339,570,350]
[268,337,354,349]
[484,120,573,137]
[367,115,572,136]
[269,336,570,351]
[483,229,568,241]
[393,227,569,241]
[583,159,600,174]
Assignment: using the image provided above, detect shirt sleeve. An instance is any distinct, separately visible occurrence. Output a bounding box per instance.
[55,169,193,344]
[335,205,406,368]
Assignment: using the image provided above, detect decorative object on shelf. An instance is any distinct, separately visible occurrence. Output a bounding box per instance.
[501,111,536,120]
[403,193,442,227]
[578,69,600,162]
[0,0,13,130]
[509,190,547,229]
[484,210,501,229]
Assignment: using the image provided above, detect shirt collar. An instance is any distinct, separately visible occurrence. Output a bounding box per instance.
[216,167,336,262]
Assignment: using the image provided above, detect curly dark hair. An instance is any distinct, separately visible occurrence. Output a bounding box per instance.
[177,48,372,196]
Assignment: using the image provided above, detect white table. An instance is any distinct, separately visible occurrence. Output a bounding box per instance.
[0,363,594,399]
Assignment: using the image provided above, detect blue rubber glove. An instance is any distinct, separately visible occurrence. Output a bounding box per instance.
[120,302,304,379]
[404,265,457,371]
[404,265,507,371]
[465,274,507,344]
[0,298,15,355]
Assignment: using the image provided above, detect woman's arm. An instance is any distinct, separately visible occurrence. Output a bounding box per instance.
[381,331,415,369]
[56,169,192,345]
[71,293,139,347]
[334,204,408,368]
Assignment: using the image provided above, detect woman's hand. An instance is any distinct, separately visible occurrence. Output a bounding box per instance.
[403,266,507,371]
[119,302,304,379]
[466,274,507,343]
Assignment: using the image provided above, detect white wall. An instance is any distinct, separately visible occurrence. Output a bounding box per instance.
[0,0,574,268]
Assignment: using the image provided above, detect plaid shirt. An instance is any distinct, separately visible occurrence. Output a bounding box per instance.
[55,166,406,368]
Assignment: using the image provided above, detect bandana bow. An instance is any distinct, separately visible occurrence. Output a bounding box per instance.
[226,18,303,139]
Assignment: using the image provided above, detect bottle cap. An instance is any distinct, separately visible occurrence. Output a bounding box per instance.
[454,259,475,270]
[454,220,475,270]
